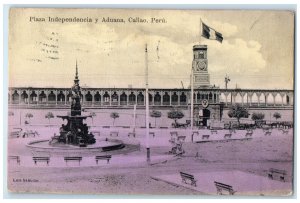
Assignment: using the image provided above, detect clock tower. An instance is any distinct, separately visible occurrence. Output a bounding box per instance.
[192,45,210,88]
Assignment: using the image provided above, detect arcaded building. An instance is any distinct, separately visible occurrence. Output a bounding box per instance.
[8,45,294,127]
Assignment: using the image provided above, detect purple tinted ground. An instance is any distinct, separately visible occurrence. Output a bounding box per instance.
[7,125,293,196]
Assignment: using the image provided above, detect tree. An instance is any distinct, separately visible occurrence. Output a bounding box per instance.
[110,112,119,126]
[150,110,162,128]
[168,109,184,125]
[45,112,54,124]
[25,113,33,124]
[251,112,265,128]
[251,112,265,121]
[227,104,249,125]
[273,112,281,121]
[89,112,97,125]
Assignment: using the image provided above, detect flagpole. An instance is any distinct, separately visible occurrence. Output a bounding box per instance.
[199,18,202,45]
[191,69,194,131]
[192,18,202,132]
[145,43,150,163]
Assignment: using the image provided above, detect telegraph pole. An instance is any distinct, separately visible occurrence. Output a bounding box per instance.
[225,74,230,89]
[145,44,150,163]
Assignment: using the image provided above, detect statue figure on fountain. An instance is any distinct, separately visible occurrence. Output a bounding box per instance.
[51,61,96,146]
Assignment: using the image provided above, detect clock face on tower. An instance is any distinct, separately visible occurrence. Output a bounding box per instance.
[196,61,206,71]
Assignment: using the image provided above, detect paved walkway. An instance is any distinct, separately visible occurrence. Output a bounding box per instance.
[152,170,292,196]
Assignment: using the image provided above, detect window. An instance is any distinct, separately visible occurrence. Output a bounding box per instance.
[199,51,204,59]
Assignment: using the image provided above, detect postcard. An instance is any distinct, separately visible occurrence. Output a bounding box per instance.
[7,8,294,196]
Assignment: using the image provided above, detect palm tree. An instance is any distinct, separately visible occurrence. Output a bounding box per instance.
[45,112,55,124]
[150,110,162,128]
[110,112,119,126]
[89,112,97,125]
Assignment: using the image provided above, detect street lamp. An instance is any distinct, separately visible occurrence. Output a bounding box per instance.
[145,44,150,163]
[191,69,194,130]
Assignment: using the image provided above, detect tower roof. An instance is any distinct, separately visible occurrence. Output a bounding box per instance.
[74,60,80,85]
[193,45,207,51]
[75,60,79,80]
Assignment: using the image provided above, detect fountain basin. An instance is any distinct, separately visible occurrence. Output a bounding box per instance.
[26,138,125,154]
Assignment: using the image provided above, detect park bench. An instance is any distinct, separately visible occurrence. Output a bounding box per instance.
[191,131,199,136]
[95,155,112,164]
[10,128,23,138]
[177,136,186,143]
[128,132,136,137]
[110,131,119,137]
[32,156,50,165]
[268,168,287,182]
[262,126,270,132]
[245,131,253,137]
[64,156,82,165]
[169,131,178,143]
[229,128,236,134]
[10,131,21,138]
[202,134,210,139]
[211,130,218,134]
[271,123,278,128]
[179,172,197,187]
[282,130,289,135]
[25,130,40,138]
[224,134,232,139]
[191,131,199,142]
[280,129,289,135]
[8,155,20,165]
[264,131,272,136]
[214,181,236,195]
[149,132,155,138]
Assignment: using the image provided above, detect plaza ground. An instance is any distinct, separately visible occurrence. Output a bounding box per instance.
[7,120,294,196]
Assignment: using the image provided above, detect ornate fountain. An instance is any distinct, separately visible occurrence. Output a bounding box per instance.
[50,62,95,146]
[25,62,140,156]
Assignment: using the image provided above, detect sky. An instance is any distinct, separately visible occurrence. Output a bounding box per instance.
[9,8,294,90]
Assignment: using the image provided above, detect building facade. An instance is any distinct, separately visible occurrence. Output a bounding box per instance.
[8,87,293,108]
[8,45,294,126]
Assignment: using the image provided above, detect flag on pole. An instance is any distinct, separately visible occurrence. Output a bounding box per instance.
[201,21,223,43]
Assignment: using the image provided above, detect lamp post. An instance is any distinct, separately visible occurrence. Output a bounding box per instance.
[19,110,22,126]
[191,70,194,130]
[145,44,150,163]
[133,104,136,133]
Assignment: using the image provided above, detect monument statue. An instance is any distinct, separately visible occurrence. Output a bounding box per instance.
[51,61,96,146]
